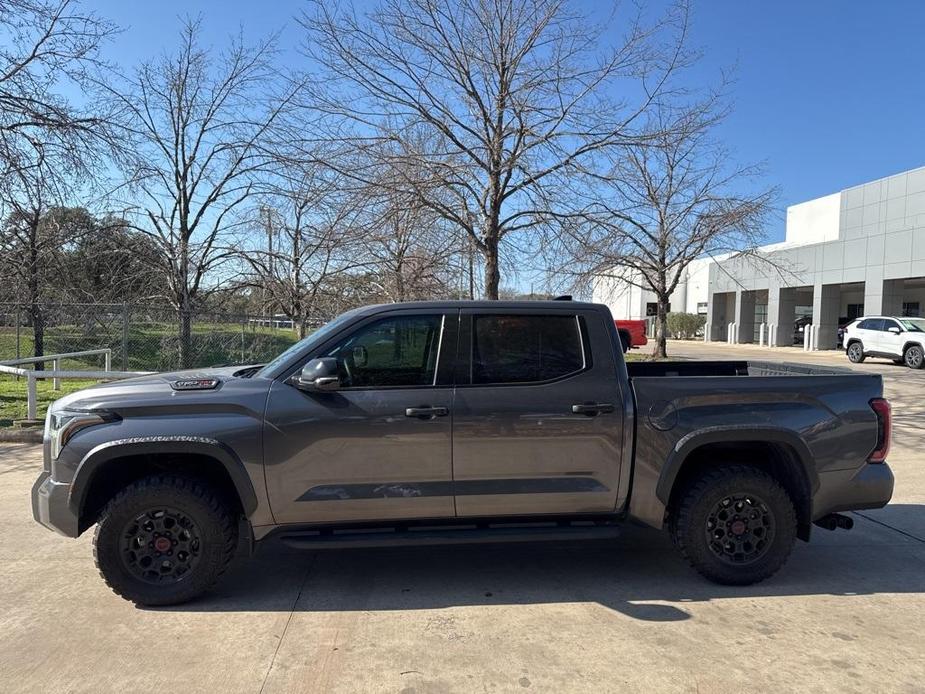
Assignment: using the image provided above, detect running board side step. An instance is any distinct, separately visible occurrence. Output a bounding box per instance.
[276,522,621,550]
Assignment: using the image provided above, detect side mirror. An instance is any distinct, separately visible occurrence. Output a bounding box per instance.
[294,357,341,391]
[889,326,901,334]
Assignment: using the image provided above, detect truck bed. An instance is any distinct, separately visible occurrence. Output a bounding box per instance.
[626,360,853,378]
[625,358,885,530]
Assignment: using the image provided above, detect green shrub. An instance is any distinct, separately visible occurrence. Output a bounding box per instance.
[666,312,706,340]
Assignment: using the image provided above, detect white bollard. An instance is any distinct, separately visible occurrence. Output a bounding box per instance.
[53,358,60,391]
[704,323,710,342]
[758,323,766,347]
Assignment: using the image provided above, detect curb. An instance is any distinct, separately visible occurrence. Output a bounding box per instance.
[0,429,43,443]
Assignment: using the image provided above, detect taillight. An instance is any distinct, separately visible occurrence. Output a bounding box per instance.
[868,398,891,463]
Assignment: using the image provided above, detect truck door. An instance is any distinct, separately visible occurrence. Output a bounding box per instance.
[451,308,626,517]
[263,310,458,524]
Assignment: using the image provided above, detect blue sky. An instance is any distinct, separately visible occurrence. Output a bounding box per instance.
[92,0,925,245]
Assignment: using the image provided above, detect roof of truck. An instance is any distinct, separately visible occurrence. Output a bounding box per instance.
[356,299,604,313]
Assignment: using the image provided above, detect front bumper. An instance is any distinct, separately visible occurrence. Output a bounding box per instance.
[814,462,895,519]
[31,471,79,537]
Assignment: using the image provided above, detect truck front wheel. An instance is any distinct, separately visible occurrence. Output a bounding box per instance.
[93,475,237,606]
[669,465,797,585]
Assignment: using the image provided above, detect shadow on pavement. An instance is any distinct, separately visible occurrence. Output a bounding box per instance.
[156,505,925,622]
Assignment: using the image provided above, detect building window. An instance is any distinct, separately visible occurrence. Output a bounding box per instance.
[696,302,708,315]
[846,303,864,320]
[646,302,670,316]
[902,302,920,317]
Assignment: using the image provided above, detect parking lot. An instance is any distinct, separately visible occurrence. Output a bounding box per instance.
[2,341,924,693]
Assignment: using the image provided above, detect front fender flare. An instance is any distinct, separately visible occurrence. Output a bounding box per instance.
[654,426,820,505]
[68,436,259,518]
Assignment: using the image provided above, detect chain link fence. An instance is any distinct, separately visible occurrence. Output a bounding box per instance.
[0,303,306,372]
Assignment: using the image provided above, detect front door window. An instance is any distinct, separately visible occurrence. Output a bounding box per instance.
[324,315,444,388]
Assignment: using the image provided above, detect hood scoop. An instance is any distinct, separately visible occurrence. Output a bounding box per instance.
[169,377,221,391]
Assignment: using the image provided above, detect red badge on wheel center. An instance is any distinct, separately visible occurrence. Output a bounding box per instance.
[154,537,171,552]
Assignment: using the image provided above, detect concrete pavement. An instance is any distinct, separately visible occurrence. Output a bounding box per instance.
[1,342,923,693]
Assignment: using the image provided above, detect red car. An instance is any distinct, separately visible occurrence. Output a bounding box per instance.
[615,319,648,352]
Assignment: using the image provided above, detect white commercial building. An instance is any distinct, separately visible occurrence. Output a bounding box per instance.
[592,165,925,349]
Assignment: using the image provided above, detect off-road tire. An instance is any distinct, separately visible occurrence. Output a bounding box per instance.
[904,344,924,369]
[93,475,237,606]
[846,342,865,363]
[669,465,797,586]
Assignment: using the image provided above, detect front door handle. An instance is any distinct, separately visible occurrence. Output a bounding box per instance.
[405,406,450,419]
[571,403,615,416]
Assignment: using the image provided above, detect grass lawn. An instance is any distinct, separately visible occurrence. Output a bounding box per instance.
[0,377,91,426]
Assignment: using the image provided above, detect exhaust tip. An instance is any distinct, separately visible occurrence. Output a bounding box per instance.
[814,513,854,531]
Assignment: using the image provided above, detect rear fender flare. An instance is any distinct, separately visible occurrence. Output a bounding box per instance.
[655,426,819,506]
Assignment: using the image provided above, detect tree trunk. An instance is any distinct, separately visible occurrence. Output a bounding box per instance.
[482,235,500,300]
[654,297,669,359]
[30,302,45,370]
[178,300,193,369]
[28,237,44,370]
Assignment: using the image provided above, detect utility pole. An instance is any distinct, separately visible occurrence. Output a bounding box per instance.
[468,236,475,300]
[261,205,274,324]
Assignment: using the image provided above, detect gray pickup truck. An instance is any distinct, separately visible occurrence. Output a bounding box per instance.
[32,300,894,605]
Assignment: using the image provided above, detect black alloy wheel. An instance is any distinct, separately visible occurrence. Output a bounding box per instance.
[120,506,202,585]
[704,493,775,565]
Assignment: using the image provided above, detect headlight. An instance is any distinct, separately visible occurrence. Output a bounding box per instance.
[46,408,117,459]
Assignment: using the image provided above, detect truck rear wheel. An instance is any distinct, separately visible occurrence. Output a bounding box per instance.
[669,465,796,585]
[93,475,237,606]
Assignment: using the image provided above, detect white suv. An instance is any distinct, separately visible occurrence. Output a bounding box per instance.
[843,316,925,369]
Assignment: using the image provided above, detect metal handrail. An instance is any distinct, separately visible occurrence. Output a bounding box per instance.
[0,349,153,420]
[0,348,113,367]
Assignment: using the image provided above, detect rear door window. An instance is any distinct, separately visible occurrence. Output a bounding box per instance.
[858,318,883,331]
[470,315,586,385]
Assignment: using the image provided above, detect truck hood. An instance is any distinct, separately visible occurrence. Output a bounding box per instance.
[49,365,272,415]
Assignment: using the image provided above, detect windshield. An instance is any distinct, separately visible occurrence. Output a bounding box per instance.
[899,318,925,332]
[254,309,361,378]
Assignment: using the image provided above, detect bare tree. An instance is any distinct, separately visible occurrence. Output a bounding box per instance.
[366,196,459,302]
[301,0,689,298]
[564,100,777,358]
[0,0,116,176]
[361,152,462,302]
[105,18,299,366]
[240,168,370,338]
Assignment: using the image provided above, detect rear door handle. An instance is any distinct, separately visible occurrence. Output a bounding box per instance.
[405,406,450,419]
[571,403,615,416]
